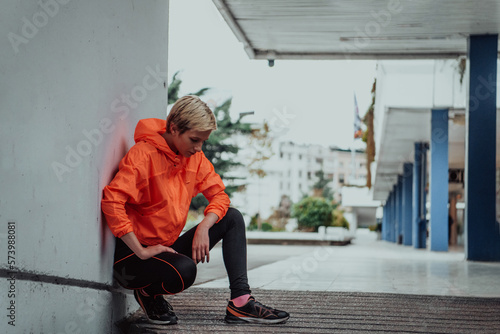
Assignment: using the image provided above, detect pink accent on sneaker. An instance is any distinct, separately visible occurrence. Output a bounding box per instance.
[231,294,251,307]
[140,288,150,297]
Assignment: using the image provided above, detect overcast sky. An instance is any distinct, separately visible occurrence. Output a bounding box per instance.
[168,0,377,149]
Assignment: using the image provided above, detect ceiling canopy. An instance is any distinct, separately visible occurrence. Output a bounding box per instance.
[213,0,500,60]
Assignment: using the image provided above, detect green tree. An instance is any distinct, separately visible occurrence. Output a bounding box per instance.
[167,72,254,210]
[202,98,253,197]
[168,71,210,104]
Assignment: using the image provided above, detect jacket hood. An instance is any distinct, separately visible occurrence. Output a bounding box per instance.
[134,118,178,159]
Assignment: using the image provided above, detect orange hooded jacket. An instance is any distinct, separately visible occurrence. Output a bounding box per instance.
[101,118,230,246]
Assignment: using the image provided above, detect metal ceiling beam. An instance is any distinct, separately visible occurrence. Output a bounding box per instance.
[212,0,255,59]
[252,51,467,61]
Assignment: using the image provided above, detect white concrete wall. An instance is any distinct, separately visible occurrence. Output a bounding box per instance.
[0,1,169,332]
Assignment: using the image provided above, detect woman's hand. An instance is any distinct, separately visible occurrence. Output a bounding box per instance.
[120,232,177,260]
[192,224,210,263]
[192,213,218,263]
[139,244,177,260]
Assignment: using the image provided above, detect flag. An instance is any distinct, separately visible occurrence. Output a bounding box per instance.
[354,93,363,139]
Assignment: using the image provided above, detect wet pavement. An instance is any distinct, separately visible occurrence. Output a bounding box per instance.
[196,229,500,298]
[120,230,500,333]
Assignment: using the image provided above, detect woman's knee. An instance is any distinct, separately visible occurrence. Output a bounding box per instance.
[155,253,197,294]
[225,208,245,230]
[176,256,197,290]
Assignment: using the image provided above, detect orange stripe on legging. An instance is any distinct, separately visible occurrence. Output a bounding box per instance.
[160,282,173,295]
[114,253,135,265]
[135,283,152,290]
[152,256,185,292]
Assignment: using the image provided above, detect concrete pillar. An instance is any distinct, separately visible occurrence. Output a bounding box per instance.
[413,143,427,248]
[430,109,449,252]
[402,163,413,246]
[465,34,500,261]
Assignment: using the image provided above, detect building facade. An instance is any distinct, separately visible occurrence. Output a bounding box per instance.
[231,141,367,220]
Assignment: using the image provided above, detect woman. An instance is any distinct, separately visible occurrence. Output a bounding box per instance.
[102,95,289,325]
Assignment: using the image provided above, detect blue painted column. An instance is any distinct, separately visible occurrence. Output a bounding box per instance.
[386,191,393,242]
[402,163,413,246]
[394,183,400,243]
[382,202,388,240]
[412,143,427,248]
[397,176,403,244]
[389,190,396,242]
[465,35,500,261]
[422,143,429,247]
[391,186,397,242]
[430,109,449,252]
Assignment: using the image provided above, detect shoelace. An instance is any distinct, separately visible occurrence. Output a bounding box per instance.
[253,300,279,314]
[154,297,175,315]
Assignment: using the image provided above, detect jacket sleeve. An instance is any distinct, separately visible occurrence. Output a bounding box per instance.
[196,153,230,222]
[101,148,150,238]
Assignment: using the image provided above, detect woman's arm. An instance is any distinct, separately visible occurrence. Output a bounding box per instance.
[121,231,177,260]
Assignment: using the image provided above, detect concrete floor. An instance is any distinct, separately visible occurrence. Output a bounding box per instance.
[195,229,500,298]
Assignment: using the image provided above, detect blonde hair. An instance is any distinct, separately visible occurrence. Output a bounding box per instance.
[166,95,217,134]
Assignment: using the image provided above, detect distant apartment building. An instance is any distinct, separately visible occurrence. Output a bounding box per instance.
[230,141,367,219]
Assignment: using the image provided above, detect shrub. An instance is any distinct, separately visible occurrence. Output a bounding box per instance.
[261,222,273,232]
[292,197,333,231]
[247,213,259,231]
[331,209,350,229]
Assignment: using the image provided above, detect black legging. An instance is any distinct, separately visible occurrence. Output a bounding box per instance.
[113,208,251,299]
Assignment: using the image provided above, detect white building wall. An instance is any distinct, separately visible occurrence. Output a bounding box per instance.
[0,1,169,333]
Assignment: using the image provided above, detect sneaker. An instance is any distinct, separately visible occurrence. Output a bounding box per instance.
[133,290,178,325]
[225,296,290,324]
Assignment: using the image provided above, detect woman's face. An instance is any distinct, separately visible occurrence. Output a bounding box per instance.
[171,127,212,158]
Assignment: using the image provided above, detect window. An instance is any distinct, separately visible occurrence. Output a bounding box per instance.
[339,173,345,183]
